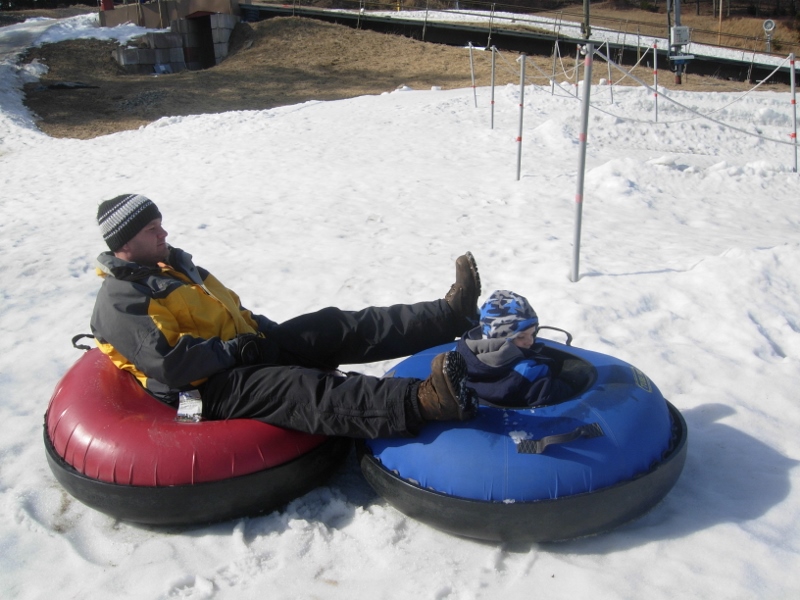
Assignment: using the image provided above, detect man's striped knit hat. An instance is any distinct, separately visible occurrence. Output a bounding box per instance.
[97,194,161,251]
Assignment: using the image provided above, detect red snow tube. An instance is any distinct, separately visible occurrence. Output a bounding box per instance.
[44,349,350,526]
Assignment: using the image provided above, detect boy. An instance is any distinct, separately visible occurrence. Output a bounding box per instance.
[456,290,576,407]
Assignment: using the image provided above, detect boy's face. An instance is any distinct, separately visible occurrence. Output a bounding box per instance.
[511,326,537,349]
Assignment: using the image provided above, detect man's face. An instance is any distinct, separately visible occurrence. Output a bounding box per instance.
[116,218,169,266]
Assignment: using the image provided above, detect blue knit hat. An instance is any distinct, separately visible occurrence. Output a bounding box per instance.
[480,290,539,339]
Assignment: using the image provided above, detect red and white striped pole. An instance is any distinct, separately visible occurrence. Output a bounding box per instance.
[571,44,594,282]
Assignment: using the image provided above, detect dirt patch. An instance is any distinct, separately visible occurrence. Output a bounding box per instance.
[16,8,792,140]
[22,16,527,139]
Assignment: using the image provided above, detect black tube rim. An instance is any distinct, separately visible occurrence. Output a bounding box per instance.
[44,426,351,527]
[359,402,688,543]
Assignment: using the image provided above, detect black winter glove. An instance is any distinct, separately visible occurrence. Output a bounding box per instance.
[229,333,279,366]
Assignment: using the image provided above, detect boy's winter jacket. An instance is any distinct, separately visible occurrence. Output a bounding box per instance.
[455,327,574,407]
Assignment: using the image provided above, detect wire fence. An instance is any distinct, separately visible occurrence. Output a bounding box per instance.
[462,41,798,278]
[474,41,798,146]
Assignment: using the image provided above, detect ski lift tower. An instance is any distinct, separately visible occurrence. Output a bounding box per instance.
[668,0,693,84]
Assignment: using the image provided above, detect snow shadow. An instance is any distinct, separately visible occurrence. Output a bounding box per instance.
[543,403,799,554]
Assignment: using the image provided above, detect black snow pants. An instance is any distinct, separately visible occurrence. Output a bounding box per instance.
[201,299,464,438]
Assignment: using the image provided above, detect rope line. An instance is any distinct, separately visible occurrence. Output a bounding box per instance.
[495,50,573,98]
[590,47,797,146]
[472,44,797,150]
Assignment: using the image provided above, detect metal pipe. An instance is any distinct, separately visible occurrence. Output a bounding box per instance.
[791,53,798,173]
[570,44,594,283]
[469,42,477,108]
[516,54,526,181]
[490,46,496,129]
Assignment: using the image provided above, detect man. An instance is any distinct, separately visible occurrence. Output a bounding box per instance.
[91,193,481,438]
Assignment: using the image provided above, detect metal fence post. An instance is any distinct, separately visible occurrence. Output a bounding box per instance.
[570,44,594,282]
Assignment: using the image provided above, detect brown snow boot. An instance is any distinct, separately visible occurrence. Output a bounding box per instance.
[416,351,477,421]
[444,252,481,326]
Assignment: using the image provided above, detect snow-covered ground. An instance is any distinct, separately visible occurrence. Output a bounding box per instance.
[2,13,799,600]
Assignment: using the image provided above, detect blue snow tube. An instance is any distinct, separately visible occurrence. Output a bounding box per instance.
[358,339,688,542]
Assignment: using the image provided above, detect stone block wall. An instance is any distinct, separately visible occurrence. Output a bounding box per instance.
[210,12,238,63]
[115,31,186,74]
[113,13,239,74]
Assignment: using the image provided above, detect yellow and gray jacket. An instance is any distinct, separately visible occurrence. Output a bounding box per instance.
[90,247,276,404]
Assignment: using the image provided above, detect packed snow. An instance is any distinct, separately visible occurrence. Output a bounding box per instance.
[1,12,799,600]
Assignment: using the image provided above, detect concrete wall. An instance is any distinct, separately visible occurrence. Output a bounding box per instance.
[114,30,187,74]
[210,12,237,63]
[108,3,239,73]
[99,0,240,29]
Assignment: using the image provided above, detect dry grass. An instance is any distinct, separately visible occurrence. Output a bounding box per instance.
[15,7,795,140]
[539,2,799,54]
[430,1,797,54]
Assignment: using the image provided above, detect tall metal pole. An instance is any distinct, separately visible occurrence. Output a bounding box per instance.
[468,42,477,108]
[570,44,593,283]
[603,41,614,104]
[516,54,526,181]
[422,0,429,41]
[490,46,497,129]
[653,43,659,123]
[673,0,684,83]
[791,53,798,173]
[487,3,495,49]
[582,0,591,39]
